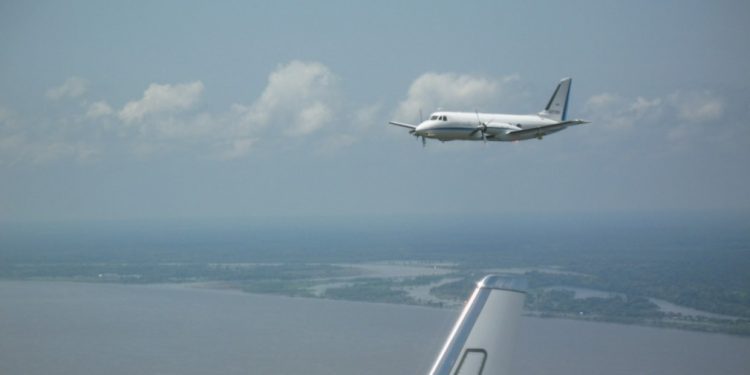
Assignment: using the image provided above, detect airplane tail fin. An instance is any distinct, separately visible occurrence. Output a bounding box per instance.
[539,78,572,121]
[428,275,526,375]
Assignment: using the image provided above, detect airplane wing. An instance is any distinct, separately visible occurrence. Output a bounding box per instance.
[507,119,588,137]
[388,121,417,130]
[428,275,527,375]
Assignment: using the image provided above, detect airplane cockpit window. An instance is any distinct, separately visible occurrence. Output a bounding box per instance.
[430,115,438,120]
[443,116,448,121]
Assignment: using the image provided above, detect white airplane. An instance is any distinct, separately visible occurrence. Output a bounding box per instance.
[390,78,589,146]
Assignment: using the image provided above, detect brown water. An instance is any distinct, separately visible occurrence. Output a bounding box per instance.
[1,281,748,375]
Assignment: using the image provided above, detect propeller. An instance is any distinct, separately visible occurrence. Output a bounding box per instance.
[410,109,426,147]
[471,110,487,143]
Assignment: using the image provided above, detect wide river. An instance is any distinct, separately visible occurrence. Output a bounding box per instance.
[1,281,748,375]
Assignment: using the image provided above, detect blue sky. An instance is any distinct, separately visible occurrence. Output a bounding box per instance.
[1,0,748,221]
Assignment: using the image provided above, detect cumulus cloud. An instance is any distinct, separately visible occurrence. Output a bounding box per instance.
[289,102,332,136]
[668,91,724,123]
[395,73,502,121]
[582,89,736,148]
[86,101,113,118]
[583,93,662,133]
[630,96,662,116]
[0,133,99,165]
[663,91,725,143]
[45,76,88,100]
[119,81,204,123]
[7,65,746,164]
[3,63,345,162]
[352,103,382,130]
[0,104,101,165]
[233,61,338,136]
[103,61,342,159]
[217,137,256,160]
[585,93,618,109]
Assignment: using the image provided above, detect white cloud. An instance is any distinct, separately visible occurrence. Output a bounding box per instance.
[119,81,204,123]
[104,62,341,160]
[630,96,662,115]
[395,73,501,121]
[664,91,725,144]
[352,103,382,130]
[0,66,355,163]
[582,89,736,148]
[583,93,662,133]
[299,104,383,152]
[120,112,221,157]
[217,137,256,160]
[86,101,113,118]
[0,105,100,165]
[234,61,338,136]
[46,76,88,100]
[668,91,724,123]
[0,133,99,165]
[288,102,332,136]
[584,93,619,110]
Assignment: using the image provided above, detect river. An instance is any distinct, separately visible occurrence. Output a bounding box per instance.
[1,281,748,374]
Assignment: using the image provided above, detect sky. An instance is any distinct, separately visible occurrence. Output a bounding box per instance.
[1,0,749,222]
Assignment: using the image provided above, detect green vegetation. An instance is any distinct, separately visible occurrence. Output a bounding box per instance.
[240,280,316,298]
[430,272,750,335]
[0,262,357,284]
[526,289,663,319]
[1,215,749,335]
[324,278,417,305]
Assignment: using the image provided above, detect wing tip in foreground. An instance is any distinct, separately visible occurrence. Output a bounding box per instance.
[428,275,527,375]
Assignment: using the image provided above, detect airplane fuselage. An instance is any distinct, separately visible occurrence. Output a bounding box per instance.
[414,111,563,142]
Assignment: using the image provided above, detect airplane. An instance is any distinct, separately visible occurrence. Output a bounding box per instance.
[389,78,589,146]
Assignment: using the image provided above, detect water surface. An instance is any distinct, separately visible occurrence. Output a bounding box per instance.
[1,281,749,375]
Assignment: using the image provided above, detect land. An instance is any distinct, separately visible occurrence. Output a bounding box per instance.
[1,215,749,335]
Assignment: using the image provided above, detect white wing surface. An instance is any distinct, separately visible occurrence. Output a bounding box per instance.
[428,276,526,375]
